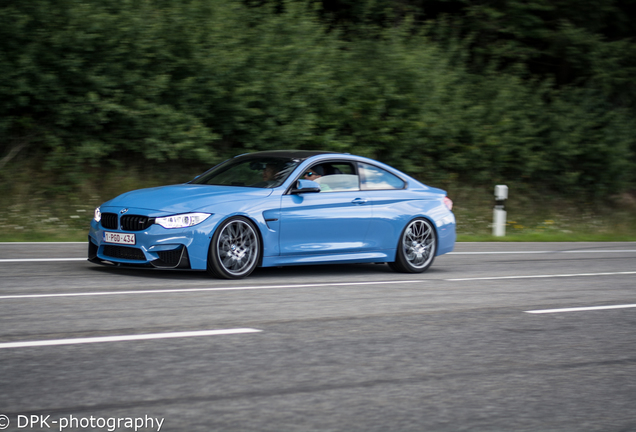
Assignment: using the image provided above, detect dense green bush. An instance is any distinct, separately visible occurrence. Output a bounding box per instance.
[0,0,634,198]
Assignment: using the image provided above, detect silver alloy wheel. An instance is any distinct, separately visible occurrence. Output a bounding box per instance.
[216,219,258,277]
[401,219,435,269]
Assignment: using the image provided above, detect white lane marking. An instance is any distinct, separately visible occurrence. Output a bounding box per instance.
[449,250,636,254]
[525,304,636,314]
[0,328,261,349]
[3,249,636,263]
[0,258,86,262]
[446,271,636,282]
[0,280,423,300]
[0,242,86,245]
[1,272,635,300]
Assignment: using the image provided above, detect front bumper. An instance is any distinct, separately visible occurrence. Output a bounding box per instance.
[88,238,192,269]
[88,211,223,270]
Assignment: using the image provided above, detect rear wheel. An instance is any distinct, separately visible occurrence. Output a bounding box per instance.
[207,217,260,279]
[388,218,437,273]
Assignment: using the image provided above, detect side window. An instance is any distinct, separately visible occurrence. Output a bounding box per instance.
[358,163,405,190]
[324,163,355,175]
[304,162,360,192]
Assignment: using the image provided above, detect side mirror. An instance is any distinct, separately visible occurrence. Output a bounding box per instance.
[291,179,321,194]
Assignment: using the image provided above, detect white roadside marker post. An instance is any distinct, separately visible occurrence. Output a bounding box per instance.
[493,185,508,237]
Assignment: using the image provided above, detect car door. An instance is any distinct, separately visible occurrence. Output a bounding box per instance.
[279,163,373,256]
[357,162,411,250]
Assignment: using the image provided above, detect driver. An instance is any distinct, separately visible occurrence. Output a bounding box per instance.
[303,165,331,191]
[303,165,324,181]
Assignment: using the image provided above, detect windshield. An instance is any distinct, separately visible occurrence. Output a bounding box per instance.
[191,156,301,188]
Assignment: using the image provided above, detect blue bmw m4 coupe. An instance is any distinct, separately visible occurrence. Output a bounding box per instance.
[88,150,456,278]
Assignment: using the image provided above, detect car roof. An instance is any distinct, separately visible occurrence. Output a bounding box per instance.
[233,150,343,160]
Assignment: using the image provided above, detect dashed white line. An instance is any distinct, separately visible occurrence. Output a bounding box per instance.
[0,328,262,349]
[0,242,86,245]
[0,258,86,262]
[0,280,423,300]
[1,271,634,300]
[2,248,636,263]
[449,250,636,254]
[446,271,636,282]
[525,304,636,314]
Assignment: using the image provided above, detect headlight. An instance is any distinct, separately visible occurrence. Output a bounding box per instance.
[94,207,101,222]
[155,213,211,229]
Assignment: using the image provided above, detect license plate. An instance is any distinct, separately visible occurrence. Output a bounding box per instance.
[103,232,136,245]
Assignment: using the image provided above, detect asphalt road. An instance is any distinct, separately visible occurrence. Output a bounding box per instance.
[0,242,635,432]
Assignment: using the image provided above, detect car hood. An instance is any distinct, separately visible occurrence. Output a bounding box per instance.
[102,184,273,214]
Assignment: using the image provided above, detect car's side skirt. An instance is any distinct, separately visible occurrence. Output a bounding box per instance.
[261,250,396,268]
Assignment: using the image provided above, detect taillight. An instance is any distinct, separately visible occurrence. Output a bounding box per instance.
[443,196,453,211]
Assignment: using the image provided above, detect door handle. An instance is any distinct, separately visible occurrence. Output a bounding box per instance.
[351,198,368,205]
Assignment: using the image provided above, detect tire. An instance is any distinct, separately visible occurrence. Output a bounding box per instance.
[388,218,437,273]
[207,217,261,279]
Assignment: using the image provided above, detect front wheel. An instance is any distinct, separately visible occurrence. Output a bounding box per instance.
[388,218,437,273]
[207,217,261,279]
